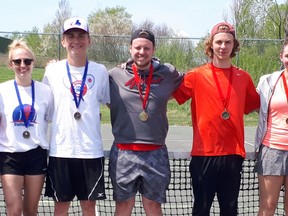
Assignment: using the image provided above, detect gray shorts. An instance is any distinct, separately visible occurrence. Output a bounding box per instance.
[108,144,171,203]
[256,144,288,175]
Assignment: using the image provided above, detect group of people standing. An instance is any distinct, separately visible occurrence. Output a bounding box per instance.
[0,16,287,216]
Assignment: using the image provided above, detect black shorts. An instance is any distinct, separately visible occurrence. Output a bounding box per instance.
[0,146,47,175]
[190,155,244,216]
[45,157,106,202]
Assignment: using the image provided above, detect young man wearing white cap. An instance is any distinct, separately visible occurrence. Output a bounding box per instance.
[43,17,110,215]
[173,22,260,215]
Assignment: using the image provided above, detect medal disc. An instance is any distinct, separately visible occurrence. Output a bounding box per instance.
[221,111,230,120]
[23,130,30,139]
[139,111,149,121]
[286,118,288,124]
[74,111,81,120]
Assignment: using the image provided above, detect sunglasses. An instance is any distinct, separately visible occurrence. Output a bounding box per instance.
[11,58,33,66]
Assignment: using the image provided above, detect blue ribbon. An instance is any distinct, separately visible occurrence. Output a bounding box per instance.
[14,80,35,128]
[66,60,88,109]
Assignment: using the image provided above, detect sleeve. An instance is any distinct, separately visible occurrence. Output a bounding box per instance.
[42,64,52,86]
[100,66,110,105]
[256,74,269,93]
[168,64,184,90]
[172,70,195,105]
[46,88,54,122]
[244,75,260,114]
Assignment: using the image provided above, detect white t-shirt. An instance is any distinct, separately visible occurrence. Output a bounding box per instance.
[43,59,110,158]
[0,80,53,152]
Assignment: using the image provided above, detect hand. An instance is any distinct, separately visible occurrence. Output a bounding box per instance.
[45,59,58,68]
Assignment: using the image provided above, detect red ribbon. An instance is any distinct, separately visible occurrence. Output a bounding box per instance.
[132,63,154,111]
[211,64,233,111]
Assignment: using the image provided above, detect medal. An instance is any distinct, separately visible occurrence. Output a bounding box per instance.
[74,111,81,120]
[132,63,154,123]
[286,118,288,124]
[23,130,30,139]
[222,110,230,120]
[211,64,233,121]
[139,111,149,121]
[66,60,88,121]
[14,80,35,138]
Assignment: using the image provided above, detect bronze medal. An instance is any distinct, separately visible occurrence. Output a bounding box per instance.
[139,111,149,121]
[221,110,230,120]
[23,130,30,139]
[286,118,288,124]
[74,111,81,120]
[211,64,233,122]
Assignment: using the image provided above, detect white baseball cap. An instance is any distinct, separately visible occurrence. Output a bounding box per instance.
[63,17,89,33]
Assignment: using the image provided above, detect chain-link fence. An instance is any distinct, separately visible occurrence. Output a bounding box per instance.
[0,31,284,83]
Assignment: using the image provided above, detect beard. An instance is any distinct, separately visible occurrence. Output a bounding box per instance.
[133,59,151,70]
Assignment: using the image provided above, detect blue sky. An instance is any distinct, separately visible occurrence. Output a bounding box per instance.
[0,0,270,38]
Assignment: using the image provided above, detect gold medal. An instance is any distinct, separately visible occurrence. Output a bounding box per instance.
[221,110,230,120]
[74,111,81,120]
[23,130,30,139]
[139,111,149,121]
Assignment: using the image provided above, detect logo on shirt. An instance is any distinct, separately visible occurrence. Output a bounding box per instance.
[63,73,96,99]
[97,193,105,198]
[125,77,163,89]
[12,104,37,126]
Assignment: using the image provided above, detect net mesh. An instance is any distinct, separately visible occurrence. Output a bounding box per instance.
[0,152,285,215]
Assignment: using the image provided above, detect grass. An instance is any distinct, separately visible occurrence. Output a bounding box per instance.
[0,66,258,126]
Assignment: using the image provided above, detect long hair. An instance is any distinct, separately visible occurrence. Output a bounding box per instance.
[204,35,240,59]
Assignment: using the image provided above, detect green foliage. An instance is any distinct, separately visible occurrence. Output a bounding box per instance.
[87,6,133,64]
[7,1,288,126]
[237,39,283,84]
[235,0,288,39]
[88,6,133,35]
[263,3,288,39]
[167,100,191,126]
[0,66,44,82]
[0,66,258,126]
[156,39,196,72]
[235,0,258,38]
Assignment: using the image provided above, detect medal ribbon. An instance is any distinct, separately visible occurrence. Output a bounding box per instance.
[132,63,154,111]
[14,80,35,128]
[281,72,288,103]
[66,60,88,109]
[211,64,233,110]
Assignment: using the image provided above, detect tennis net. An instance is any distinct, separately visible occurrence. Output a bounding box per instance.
[0,151,285,215]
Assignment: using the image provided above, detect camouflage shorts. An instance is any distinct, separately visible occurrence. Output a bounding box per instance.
[108,144,171,203]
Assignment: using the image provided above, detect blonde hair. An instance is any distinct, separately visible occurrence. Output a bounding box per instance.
[8,39,35,62]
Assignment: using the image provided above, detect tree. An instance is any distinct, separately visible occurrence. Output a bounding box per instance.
[285,0,288,40]
[39,0,72,60]
[88,6,132,35]
[228,0,286,83]
[263,2,288,39]
[87,6,133,64]
[231,0,260,38]
[231,0,288,39]
[133,18,175,37]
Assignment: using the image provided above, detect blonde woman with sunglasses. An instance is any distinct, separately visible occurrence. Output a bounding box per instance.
[0,39,53,216]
